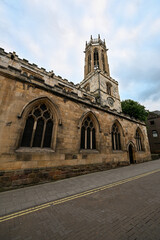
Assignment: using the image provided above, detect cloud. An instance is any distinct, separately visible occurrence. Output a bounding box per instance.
[123,0,142,18]
[141,98,160,111]
[150,18,160,35]
[0,0,160,111]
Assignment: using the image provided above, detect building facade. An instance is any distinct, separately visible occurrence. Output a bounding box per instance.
[147,111,160,153]
[0,36,151,188]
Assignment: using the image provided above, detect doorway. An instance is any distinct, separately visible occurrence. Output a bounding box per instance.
[129,144,134,164]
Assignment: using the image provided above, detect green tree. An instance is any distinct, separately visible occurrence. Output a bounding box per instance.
[121,99,149,122]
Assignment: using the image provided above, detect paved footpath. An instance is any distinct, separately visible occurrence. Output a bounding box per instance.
[0,159,160,240]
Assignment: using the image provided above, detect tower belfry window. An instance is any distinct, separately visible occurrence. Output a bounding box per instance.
[102,51,105,71]
[88,53,91,73]
[94,49,99,69]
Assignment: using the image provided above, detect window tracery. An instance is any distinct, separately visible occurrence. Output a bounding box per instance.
[81,116,96,150]
[111,123,121,150]
[21,103,53,148]
[136,130,143,151]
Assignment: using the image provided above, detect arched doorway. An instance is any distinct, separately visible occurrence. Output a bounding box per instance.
[128,144,134,164]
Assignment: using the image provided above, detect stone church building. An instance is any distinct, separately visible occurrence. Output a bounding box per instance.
[0,35,151,187]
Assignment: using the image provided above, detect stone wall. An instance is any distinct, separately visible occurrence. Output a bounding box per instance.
[0,71,151,188]
[0,161,130,191]
[80,71,121,111]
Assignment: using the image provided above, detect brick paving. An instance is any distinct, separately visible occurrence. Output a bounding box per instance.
[0,159,160,217]
[0,159,160,239]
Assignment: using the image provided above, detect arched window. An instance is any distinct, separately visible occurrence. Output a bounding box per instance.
[94,48,99,69]
[81,116,96,150]
[102,51,105,71]
[106,82,111,95]
[136,130,143,151]
[88,53,91,73]
[21,103,53,148]
[112,123,121,150]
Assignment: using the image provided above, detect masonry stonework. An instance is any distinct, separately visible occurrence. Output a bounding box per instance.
[0,36,151,189]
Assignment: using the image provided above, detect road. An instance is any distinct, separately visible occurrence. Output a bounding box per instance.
[0,159,160,240]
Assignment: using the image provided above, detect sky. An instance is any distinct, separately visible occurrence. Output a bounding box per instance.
[0,0,160,111]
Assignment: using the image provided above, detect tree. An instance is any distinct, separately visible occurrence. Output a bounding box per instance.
[121,99,149,122]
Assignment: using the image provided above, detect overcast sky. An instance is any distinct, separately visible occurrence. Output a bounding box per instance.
[0,0,160,111]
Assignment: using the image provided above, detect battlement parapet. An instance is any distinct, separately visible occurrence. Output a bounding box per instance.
[0,47,98,105]
[85,34,107,51]
[0,48,79,89]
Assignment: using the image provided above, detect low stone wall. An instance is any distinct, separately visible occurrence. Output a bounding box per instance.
[151,154,160,160]
[0,156,152,192]
[0,161,130,191]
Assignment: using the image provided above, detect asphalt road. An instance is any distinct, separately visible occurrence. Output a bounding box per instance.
[0,159,160,240]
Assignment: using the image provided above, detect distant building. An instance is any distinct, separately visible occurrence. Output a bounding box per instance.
[0,35,151,187]
[147,111,160,153]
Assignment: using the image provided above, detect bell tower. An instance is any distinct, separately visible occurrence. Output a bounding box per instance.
[80,35,122,112]
[84,34,110,79]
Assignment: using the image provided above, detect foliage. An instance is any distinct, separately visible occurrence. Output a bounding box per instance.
[121,99,149,122]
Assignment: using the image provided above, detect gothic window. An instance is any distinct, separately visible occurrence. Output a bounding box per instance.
[136,130,143,151]
[94,48,99,69]
[106,82,111,95]
[112,123,121,150]
[102,51,105,71]
[81,116,96,150]
[88,53,91,73]
[21,103,53,148]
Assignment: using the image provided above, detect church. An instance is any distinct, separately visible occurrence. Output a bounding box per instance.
[0,35,151,188]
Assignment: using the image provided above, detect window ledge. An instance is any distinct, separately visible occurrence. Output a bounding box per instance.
[16,147,55,153]
[80,149,99,154]
[137,150,145,153]
[112,150,123,153]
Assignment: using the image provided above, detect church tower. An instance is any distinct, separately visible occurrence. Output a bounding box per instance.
[84,34,110,78]
[80,35,122,112]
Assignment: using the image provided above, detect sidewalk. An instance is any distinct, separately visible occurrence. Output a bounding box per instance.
[0,159,160,217]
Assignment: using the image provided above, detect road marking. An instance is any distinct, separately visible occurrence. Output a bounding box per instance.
[0,168,159,223]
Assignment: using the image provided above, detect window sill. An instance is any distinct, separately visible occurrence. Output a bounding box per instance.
[112,150,124,153]
[137,150,145,153]
[80,149,99,154]
[16,147,55,153]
